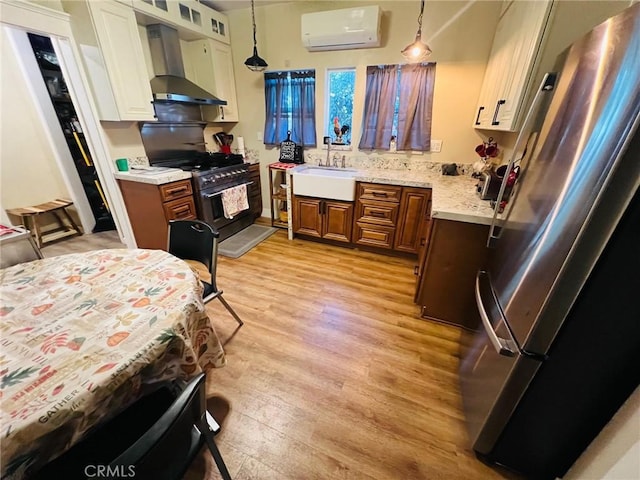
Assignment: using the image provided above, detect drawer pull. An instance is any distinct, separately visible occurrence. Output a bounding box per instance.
[372,191,388,197]
[174,205,190,214]
[370,211,385,218]
[165,186,188,195]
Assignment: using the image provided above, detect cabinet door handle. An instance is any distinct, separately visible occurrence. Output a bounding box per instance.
[420,238,426,246]
[220,106,225,120]
[492,100,506,126]
[414,266,419,276]
[165,186,188,196]
[175,206,191,218]
[475,106,485,125]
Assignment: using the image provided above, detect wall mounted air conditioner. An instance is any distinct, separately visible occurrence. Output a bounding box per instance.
[301,5,382,52]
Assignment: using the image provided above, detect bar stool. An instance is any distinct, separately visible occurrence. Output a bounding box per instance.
[6,198,82,248]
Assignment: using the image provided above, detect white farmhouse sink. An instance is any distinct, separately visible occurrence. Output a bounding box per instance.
[292,166,357,201]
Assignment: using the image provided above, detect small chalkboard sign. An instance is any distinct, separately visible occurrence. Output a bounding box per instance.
[279,131,296,163]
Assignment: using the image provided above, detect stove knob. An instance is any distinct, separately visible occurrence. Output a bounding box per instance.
[214,174,221,179]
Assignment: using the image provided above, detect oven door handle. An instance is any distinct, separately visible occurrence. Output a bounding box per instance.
[204,181,254,199]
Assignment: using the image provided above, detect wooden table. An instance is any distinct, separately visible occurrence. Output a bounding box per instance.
[0,249,225,478]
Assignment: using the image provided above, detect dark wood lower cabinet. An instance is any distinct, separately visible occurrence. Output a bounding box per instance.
[118,178,196,250]
[293,196,353,243]
[247,163,262,219]
[394,187,431,254]
[415,218,489,330]
[293,197,322,237]
[353,183,431,254]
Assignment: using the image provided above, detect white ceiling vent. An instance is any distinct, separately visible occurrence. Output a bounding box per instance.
[301,5,382,52]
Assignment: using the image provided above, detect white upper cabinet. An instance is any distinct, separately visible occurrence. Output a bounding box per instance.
[474,0,553,131]
[202,7,230,44]
[174,1,205,34]
[184,39,239,122]
[132,0,229,41]
[132,0,174,24]
[64,0,155,121]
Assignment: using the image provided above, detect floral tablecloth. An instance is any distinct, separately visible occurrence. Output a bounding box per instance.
[0,249,226,478]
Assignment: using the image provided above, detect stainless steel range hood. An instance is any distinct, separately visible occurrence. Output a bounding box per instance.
[147,24,226,106]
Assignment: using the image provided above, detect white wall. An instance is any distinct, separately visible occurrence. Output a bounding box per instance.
[224,1,501,166]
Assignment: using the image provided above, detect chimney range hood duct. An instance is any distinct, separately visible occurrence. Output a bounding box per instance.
[147,24,226,106]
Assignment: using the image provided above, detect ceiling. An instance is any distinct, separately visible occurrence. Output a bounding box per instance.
[202,0,288,12]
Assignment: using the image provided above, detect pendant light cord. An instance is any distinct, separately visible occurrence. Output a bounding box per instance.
[251,0,258,48]
[416,0,425,37]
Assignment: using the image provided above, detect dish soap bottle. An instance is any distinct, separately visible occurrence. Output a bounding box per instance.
[389,136,397,152]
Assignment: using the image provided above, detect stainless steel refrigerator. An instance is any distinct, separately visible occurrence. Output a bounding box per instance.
[459,4,640,479]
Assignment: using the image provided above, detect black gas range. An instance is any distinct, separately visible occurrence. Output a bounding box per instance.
[152,153,249,191]
[186,154,250,193]
[153,152,254,241]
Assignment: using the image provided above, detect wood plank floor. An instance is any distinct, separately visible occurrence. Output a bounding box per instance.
[41,227,515,479]
[188,230,514,480]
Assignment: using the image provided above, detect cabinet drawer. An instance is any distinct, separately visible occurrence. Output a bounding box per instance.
[356,200,398,226]
[353,222,395,249]
[358,183,402,203]
[163,197,197,220]
[248,163,260,175]
[159,180,193,202]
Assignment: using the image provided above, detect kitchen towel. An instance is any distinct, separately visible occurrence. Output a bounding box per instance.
[221,184,249,219]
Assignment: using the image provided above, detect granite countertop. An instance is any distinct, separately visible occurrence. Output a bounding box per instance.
[355,168,496,225]
[114,168,192,185]
[290,166,496,226]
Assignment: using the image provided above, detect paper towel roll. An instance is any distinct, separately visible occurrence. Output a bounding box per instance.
[237,136,245,157]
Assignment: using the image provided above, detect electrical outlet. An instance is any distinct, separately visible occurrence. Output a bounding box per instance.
[257,131,263,141]
[431,139,443,153]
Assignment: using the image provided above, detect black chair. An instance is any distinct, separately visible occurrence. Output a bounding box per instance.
[167,220,243,327]
[31,373,232,480]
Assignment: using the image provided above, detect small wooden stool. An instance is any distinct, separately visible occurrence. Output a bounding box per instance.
[6,199,82,248]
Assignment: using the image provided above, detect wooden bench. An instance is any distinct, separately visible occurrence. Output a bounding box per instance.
[6,199,82,248]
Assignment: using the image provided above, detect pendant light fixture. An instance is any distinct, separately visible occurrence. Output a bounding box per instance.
[401,0,432,62]
[244,0,268,72]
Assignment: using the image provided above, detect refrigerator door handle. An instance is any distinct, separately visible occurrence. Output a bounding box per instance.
[475,271,519,357]
[487,72,557,248]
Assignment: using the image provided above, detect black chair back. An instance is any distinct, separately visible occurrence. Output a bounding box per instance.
[167,219,243,328]
[167,220,219,274]
[31,374,231,480]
